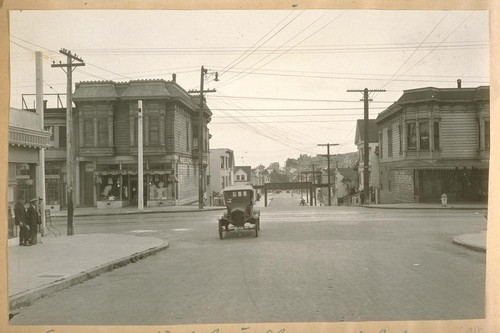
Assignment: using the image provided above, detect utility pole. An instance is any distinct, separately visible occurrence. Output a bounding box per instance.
[347,88,385,205]
[312,165,318,206]
[52,48,85,236]
[138,100,144,211]
[318,143,339,206]
[189,66,217,209]
[35,51,46,235]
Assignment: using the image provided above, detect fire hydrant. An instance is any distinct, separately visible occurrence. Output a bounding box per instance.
[441,193,448,207]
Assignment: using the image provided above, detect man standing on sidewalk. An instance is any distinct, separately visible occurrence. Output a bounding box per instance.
[26,198,41,245]
[14,196,29,246]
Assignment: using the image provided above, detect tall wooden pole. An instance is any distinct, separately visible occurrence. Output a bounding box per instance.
[52,49,85,235]
[347,88,385,205]
[318,143,339,206]
[36,52,46,235]
[138,100,144,211]
[198,66,206,209]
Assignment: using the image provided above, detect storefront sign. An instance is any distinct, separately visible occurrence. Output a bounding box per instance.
[179,157,194,164]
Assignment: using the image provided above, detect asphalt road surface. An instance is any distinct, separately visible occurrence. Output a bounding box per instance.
[11,193,486,325]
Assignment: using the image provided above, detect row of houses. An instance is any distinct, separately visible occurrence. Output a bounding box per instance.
[8,77,257,212]
[355,81,490,204]
[8,79,490,214]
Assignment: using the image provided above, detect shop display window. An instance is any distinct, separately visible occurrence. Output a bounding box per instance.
[147,174,173,200]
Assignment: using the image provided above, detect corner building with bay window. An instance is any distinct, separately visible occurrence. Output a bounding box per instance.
[376,83,489,204]
[72,78,211,208]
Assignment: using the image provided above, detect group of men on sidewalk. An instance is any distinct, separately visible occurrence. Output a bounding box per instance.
[14,196,42,246]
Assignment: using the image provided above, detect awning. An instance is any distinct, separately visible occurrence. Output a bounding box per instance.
[95,170,171,176]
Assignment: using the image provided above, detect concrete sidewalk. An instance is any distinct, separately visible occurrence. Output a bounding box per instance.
[453,231,487,252]
[363,202,488,210]
[8,233,168,311]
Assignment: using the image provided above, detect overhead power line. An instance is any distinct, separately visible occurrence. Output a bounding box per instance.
[209,94,394,103]
[219,11,303,77]
[211,107,385,111]
[68,41,487,55]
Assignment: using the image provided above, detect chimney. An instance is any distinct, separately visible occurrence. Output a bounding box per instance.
[172,73,176,82]
[457,79,462,88]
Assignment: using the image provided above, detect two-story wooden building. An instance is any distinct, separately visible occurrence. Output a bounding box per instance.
[376,83,489,204]
[71,78,211,208]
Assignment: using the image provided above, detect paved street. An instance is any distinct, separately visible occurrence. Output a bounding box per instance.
[10,193,486,325]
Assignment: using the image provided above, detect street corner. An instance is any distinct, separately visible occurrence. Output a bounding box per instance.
[452,231,486,252]
[9,233,169,311]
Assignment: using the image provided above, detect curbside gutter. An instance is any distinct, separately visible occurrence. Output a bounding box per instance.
[9,241,169,311]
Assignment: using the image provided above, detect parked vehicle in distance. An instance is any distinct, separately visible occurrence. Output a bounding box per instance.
[218,183,260,239]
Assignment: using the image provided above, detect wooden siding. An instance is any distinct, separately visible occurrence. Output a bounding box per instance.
[379,114,404,163]
[173,105,191,155]
[177,162,198,204]
[440,105,479,158]
[378,102,487,162]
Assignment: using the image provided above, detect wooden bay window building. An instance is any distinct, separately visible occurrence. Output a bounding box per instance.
[376,83,489,204]
[72,78,211,208]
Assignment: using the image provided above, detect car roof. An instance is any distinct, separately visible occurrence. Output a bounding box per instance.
[222,183,255,192]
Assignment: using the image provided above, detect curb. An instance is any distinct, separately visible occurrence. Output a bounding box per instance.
[51,207,226,218]
[452,237,486,253]
[361,205,486,210]
[9,241,169,311]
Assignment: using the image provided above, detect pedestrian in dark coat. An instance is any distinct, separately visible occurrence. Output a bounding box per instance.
[14,196,29,246]
[26,198,41,245]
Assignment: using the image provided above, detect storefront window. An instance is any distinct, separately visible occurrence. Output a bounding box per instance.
[46,178,60,205]
[147,174,172,200]
[98,175,120,200]
[16,163,30,176]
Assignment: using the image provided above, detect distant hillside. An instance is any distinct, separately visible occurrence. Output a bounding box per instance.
[284,152,358,171]
[327,151,358,168]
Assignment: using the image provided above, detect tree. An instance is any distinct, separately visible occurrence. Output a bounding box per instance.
[270,169,289,183]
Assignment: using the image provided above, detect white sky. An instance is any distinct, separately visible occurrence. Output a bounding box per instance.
[9,10,489,168]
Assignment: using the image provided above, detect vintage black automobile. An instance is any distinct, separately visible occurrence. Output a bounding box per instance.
[218,184,260,239]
